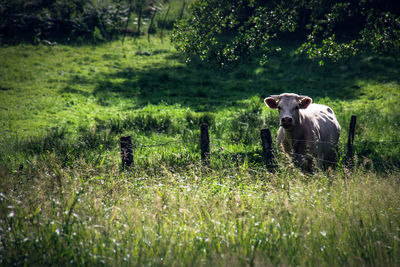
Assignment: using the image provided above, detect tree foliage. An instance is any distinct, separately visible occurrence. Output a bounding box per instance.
[172,0,400,65]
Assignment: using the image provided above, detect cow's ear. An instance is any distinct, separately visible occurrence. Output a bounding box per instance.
[299,97,312,109]
[264,97,278,109]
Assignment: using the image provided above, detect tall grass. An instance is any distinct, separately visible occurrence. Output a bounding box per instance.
[1,155,399,266]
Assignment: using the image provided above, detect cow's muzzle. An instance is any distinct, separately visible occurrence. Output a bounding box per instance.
[280,117,294,128]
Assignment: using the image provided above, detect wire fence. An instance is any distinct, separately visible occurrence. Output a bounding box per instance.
[131,138,400,149]
[120,116,400,170]
[133,139,192,149]
[129,138,398,165]
[290,152,340,166]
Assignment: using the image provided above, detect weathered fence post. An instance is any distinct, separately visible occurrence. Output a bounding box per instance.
[260,128,275,170]
[346,115,357,168]
[200,123,210,166]
[120,136,133,170]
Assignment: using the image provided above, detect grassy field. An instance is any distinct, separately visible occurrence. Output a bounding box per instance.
[0,35,400,266]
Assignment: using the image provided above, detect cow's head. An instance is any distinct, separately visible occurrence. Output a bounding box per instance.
[264,93,312,129]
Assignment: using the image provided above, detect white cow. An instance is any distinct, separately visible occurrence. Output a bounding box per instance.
[264,93,341,170]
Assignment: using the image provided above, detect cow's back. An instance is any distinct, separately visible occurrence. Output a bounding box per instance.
[303,103,340,142]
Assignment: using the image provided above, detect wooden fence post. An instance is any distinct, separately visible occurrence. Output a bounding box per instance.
[200,124,210,166]
[120,136,133,169]
[346,115,357,168]
[260,128,275,170]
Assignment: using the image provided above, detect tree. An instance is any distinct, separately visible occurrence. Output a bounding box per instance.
[171,0,400,65]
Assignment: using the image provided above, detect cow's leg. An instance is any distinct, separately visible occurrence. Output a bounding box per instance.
[316,140,339,170]
[277,128,292,153]
[293,140,314,171]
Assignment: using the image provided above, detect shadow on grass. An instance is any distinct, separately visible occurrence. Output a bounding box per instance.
[60,44,400,112]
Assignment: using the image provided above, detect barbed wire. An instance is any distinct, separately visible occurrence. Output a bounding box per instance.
[286,139,337,145]
[133,139,194,149]
[130,137,400,150]
[131,142,339,165]
[124,134,399,168]
[132,138,240,155]
[356,140,400,144]
[290,152,340,165]
[285,139,400,145]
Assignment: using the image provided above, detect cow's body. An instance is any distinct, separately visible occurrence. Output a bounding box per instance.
[265,93,340,170]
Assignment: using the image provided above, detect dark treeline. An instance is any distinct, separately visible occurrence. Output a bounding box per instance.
[0,0,127,44]
[0,0,188,44]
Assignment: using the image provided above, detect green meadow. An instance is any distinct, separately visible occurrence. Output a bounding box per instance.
[0,36,400,266]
